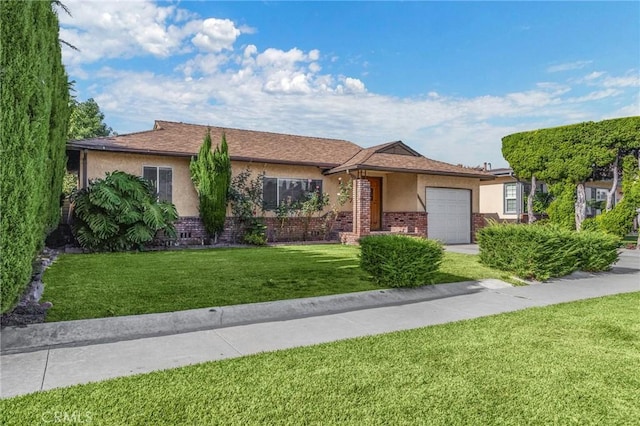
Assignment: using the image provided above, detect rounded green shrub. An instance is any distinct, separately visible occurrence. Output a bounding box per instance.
[359,235,443,288]
[477,223,619,281]
[595,201,636,238]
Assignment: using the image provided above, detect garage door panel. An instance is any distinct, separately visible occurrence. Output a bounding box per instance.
[425,187,471,244]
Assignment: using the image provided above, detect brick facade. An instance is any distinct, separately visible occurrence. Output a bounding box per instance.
[170,187,484,246]
[174,217,209,244]
[471,212,487,243]
[382,212,427,235]
[339,178,371,244]
[171,211,355,245]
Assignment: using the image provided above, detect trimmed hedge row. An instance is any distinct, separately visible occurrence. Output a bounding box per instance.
[360,235,444,287]
[477,224,620,281]
[0,2,70,312]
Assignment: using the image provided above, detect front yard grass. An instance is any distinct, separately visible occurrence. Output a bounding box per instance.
[43,244,513,322]
[3,292,638,425]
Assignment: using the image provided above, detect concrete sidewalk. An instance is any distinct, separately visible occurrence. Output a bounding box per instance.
[1,250,638,399]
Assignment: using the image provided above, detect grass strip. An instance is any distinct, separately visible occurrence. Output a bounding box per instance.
[2,292,639,425]
[43,245,512,321]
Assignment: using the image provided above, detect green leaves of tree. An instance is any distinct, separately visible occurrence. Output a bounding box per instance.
[1,1,70,312]
[190,130,231,240]
[502,116,640,230]
[68,98,113,140]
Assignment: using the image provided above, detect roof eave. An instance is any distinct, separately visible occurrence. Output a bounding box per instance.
[325,164,494,179]
[67,142,341,168]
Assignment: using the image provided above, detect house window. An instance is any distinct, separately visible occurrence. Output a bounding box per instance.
[263,177,323,210]
[143,166,172,202]
[504,183,518,214]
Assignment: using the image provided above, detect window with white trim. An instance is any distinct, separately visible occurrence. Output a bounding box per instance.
[263,177,323,210]
[504,183,518,214]
[143,166,172,202]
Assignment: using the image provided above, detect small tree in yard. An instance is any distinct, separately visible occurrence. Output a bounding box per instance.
[229,168,267,245]
[72,171,178,251]
[190,130,231,243]
[300,190,330,241]
[319,177,353,239]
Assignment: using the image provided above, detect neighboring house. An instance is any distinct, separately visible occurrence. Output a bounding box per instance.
[67,120,493,244]
[479,167,620,222]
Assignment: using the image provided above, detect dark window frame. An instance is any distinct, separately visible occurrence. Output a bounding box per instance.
[263,177,323,210]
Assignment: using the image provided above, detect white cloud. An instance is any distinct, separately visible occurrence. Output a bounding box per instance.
[339,77,366,94]
[568,89,622,103]
[584,71,605,81]
[191,18,241,52]
[59,0,186,65]
[602,72,640,88]
[547,60,593,73]
[58,0,244,69]
[63,2,638,169]
[89,64,636,168]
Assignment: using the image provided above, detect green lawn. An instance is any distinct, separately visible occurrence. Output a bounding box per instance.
[43,245,513,322]
[3,293,638,425]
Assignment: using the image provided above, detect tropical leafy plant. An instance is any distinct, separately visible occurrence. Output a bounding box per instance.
[71,171,178,251]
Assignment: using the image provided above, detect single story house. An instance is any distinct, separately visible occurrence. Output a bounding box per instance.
[67,120,493,244]
[479,167,621,222]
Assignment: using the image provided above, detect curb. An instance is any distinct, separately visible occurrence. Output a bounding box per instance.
[0,279,510,355]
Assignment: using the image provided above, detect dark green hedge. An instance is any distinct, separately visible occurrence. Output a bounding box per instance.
[477,224,620,281]
[359,235,444,288]
[0,1,70,312]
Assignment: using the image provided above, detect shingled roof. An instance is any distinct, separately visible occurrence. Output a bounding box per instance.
[69,120,362,168]
[326,141,492,179]
[68,120,492,179]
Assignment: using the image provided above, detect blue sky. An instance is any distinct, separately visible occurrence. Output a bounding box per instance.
[58,1,639,168]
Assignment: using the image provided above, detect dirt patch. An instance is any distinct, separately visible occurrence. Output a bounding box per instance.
[1,249,58,328]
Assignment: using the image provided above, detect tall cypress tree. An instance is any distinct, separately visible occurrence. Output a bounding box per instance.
[211,133,231,239]
[190,130,231,242]
[0,1,70,312]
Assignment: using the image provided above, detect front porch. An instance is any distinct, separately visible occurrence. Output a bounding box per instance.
[337,176,428,244]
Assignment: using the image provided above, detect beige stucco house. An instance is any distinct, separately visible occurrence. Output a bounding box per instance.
[67,120,493,244]
[479,167,621,222]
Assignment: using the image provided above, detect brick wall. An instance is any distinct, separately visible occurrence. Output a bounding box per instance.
[174,217,208,244]
[353,179,371,236]
[170,212,355,245]
[382,212,427,235]
[472,213,486,243]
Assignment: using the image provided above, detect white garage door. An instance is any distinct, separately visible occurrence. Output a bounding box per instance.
[425,187,471,244]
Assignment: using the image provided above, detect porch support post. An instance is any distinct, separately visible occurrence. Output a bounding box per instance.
[353,178,371,237]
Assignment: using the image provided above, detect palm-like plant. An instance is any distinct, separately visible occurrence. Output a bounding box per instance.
[71,171,178,251]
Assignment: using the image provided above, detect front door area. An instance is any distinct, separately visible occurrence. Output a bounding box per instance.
[367,177,382,231]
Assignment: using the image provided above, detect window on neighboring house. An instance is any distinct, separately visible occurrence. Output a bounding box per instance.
[143,166,172,202]
[504,183,518,214]
[263,177,323,210]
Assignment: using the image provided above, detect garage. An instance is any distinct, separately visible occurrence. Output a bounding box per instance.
[425,187,471,244]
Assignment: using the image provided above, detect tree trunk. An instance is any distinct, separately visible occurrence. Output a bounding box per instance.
[575,182,587,231]
[528,175,537,224]
[606,155,618,211]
